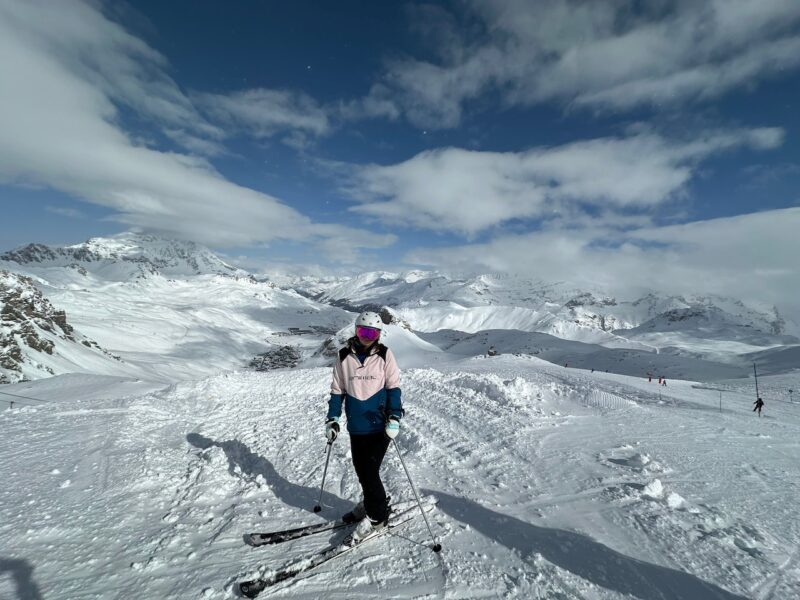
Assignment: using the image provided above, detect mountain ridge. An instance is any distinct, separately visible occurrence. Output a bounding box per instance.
[278,270,794,341]
[0,232,243,281]
[1,234,796,384]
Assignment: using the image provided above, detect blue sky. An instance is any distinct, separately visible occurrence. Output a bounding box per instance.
[1,0,799,306]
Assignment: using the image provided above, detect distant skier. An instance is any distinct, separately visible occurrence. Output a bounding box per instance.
[661,378,667,387]
[325,311,403,546]
[753,397,764,417]
[648,373,652,383]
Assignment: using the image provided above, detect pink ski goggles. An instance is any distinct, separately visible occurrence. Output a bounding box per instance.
[356,325,381,341]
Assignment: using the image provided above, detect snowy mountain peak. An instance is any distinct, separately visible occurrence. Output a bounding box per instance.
[401,270,435,283]
[1,232,243,280]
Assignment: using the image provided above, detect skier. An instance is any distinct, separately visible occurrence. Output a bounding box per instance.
[753,397,764,417]
[325,312,403,546]
[661,377,667,387]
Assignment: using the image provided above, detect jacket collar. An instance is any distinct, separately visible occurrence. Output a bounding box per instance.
[347,336,380,356]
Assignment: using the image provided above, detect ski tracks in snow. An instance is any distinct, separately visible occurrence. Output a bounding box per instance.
[3,361,799,598]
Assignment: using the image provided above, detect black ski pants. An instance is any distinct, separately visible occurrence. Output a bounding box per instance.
[350,432,390,522]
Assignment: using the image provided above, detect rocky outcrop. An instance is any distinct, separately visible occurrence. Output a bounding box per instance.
[564,292,618,309]
[1,243,59,264]
[770,307,786,335]
[250,346,302,370]
[0,271,115,383]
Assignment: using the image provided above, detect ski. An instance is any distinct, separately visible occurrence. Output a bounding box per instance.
[238,501,436,598]
[244,497,410,547]
[245,517,351,546]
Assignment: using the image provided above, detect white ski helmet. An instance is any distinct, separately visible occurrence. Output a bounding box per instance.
[355,311,383,330]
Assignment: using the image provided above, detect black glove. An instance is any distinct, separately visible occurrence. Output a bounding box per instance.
[325,418,340,442]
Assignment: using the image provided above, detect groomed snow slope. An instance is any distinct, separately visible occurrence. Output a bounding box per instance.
[2,358,799,599]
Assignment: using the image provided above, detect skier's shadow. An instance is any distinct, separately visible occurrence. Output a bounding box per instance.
[426,490,749,600]
[186,433,349,515]
[0,557,43,600]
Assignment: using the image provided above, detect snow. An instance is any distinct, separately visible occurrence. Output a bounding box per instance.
[2,235,799,598]
[2,357,799,599]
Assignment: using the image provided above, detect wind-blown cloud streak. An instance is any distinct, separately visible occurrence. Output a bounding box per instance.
[365,0,800,128]
[0,0,225,153]
[195,88,331,149]
[0,0,394,252]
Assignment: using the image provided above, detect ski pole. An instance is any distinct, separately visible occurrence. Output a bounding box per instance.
[393,439,441,552]
[313,440,334,513]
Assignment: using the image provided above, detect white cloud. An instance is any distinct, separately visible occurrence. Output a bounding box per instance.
[0,0,393,253]
[569,35,800,111]
[337,84,402,122]
[0,0,224,152]
[162,129,228,157]
[196,88,331,140]
[341,128,782,235]
[368,0,800,127]
[402,207,800,310]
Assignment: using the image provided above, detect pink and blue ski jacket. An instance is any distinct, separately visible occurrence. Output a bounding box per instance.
[327,338,402,435]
